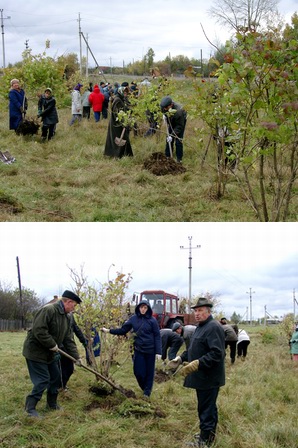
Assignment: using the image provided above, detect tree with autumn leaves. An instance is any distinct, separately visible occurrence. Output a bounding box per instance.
[69,266,133,379]
[189,14,298,221]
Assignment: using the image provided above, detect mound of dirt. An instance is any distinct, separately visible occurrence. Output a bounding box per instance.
[155,368,173,383]
[16,118,40,136]
[143,152,186,176]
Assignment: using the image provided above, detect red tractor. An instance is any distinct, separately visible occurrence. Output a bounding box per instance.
[132,290,196,329]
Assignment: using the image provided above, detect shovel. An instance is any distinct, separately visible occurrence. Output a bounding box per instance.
[57,348,136,398]
[114,127,126,146]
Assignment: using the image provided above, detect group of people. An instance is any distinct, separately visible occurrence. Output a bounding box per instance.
[8,77,187,163]
[24,287,256,446]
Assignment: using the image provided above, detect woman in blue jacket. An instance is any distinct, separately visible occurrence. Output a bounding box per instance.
[102,300,161,397]
[9,79,27,130]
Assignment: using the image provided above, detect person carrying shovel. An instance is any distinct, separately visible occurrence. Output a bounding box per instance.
[22,290,83,417]
[160,96,187,163]
[104,86,134,158]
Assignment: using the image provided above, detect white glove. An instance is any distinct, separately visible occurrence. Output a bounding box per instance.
[75,358,82,366]
[49,345,58,352]
[101,327,110,334]
[167,136,173,143]
[156,354,162,361]
[167,356,182,369]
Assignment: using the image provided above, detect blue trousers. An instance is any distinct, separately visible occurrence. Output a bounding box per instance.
[94,111,101,122]
[133,350,156,397]
[196,387,219,435]
[26,359,61,401]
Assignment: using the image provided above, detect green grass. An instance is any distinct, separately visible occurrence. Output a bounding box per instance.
[0,327,297,448]
[1,90,297,221]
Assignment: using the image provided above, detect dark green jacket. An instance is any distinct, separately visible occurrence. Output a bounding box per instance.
[22,301,79,364]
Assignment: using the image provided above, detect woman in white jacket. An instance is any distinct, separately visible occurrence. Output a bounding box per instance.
[237,328,250,360]
[70,83,83,125]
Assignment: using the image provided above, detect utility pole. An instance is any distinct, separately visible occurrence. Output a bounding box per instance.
[16,256,25,330]
[1,9,11,69]
[246,287,255,326]
[78,12,82,75]
[180,236,201,313]
[85,33,88,78]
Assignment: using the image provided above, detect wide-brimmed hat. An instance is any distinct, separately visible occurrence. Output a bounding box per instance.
[191,297,213,309]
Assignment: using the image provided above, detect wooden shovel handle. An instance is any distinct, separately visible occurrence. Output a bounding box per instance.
[57,348,123,393]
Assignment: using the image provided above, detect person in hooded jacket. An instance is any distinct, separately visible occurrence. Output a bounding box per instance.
[101,299,161,397]
[104,86,133,158]
[88,84,105,122]
[37,88,59,141]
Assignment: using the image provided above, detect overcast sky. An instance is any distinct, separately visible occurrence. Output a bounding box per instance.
[0,222,297,320]
[2,0,298,69]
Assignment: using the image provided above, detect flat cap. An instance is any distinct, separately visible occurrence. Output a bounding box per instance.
[62,290,82,304]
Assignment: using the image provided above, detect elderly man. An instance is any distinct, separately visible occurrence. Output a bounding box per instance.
[168,297,225,447]
[22,290,82,417]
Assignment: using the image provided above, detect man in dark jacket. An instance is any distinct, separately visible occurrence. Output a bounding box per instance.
[37,88,59,141]
[220,317,238,364]
[160,328,183,361]
[22,290,82,417]
[160,96,187,163]
[168,298,225,447]
[101,299,161,398]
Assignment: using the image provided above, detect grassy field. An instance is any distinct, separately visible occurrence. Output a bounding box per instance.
[1,80,297,222]
[0,326,297,448]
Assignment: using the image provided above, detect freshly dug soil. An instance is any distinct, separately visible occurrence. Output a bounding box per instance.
[16,118,40,136]
[143,152,186,176]
[155,368,173,383]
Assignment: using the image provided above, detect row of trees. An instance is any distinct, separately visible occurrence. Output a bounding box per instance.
[0,282,42,322]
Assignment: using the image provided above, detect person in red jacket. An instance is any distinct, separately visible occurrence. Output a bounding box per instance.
[88,84,105,122]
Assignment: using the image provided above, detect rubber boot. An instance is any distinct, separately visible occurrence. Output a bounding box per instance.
[46,393,62,410]
[25,396,40,417]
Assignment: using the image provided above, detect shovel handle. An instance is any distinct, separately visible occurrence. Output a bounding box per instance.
[57,348,124,393]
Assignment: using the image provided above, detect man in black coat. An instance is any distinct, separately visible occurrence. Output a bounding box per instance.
[168,298,225,447]
[160,96,187,163]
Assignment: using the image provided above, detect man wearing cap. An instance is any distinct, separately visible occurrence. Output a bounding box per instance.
[160,96,187,163]
[22,290,82,417]
[37,88,59,141]
[168,297,225,447]
[172,322,197,350]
